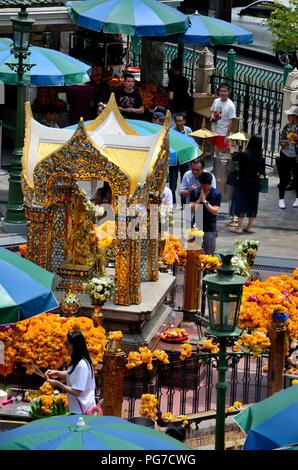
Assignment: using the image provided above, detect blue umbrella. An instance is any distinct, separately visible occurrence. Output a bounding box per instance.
[234,385,298,450]
[128,119,201,165]
[0,248,59,323]
[177,13,253,45]
[67,0,189,37]
[0,38,91,86]
[0,415,190,450]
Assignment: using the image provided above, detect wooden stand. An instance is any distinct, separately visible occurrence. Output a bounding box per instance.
[183,247,203,321]
[102,339,126,417]
[268,317,287,396]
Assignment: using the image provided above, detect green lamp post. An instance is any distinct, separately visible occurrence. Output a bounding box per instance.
[3,3,35,233]
[203,249,248,451]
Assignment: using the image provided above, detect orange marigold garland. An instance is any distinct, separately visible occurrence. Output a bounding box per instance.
[162,233,186,266]
[198,254,222,271]
[179,343,192,361]
[0,313,106,376]
[139,393,158,421]
[238,269,298,340]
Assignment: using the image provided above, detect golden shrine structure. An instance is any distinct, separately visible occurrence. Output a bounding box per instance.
[22,94,176,346]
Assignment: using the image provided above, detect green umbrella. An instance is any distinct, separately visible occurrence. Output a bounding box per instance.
[0,248,58,323]
[0,415,190,450]
[0,38,91,86]
[67,0,189,36]
[235,385,298,450]
[128,119,202,165]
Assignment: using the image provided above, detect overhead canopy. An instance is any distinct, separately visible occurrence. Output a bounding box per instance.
[0,38,91,86]
[0,248,58,324]
[67,0,189,36]
[177,13,253,46]
[23,94,169,195]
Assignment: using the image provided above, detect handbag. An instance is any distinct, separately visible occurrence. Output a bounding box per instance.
[77,398,103,416]
[258,174,269,193]
[226,163,239,186]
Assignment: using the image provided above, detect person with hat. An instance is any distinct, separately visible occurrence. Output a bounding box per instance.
[152,111,165,125]
[278,105,298,209]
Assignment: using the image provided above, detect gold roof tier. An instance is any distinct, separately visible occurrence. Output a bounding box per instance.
[190,128,217,139]
[190,117,217,139]
[226,131,248,142]
[22,94,170,195]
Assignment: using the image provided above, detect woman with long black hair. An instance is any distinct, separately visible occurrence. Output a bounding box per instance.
[230,134,265,234]
[45,330,96,414]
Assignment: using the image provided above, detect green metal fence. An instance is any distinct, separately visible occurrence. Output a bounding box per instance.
[131,40,286,93]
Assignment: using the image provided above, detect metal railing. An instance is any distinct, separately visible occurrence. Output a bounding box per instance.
[118,350,269,418]
[211,74,283,167]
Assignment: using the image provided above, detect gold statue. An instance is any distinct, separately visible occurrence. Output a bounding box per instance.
[66,191,96,267]
[93,244,107,277]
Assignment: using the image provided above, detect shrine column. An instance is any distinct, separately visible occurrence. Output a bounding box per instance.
[114,215,141,305]
[25,206,52,269]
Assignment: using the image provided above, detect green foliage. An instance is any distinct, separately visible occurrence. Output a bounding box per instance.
[267,0,298,53]
[0,384,12,397]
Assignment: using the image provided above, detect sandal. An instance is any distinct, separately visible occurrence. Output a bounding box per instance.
[229,228,243,234]
[243,227,255,234]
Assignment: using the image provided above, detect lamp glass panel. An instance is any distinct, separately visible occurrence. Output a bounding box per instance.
[13,31,22,50]
[222,300,238,330]
[21,31,30,51]
[210,299,221,329]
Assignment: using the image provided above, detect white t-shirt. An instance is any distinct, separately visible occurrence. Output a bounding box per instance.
[162,186,173,207]
[211,98,236,136]
[67,359,96,414]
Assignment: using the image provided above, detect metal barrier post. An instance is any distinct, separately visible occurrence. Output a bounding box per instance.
[0,120,7,176]
[283,63,294,86]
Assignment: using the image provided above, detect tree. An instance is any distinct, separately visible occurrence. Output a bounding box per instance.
[267,0,298,57]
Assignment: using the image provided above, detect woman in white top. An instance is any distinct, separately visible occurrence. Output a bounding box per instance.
[45,330,96,414]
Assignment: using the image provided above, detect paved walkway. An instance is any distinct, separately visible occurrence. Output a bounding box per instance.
[1,161,298,261]
[216,173,298,259]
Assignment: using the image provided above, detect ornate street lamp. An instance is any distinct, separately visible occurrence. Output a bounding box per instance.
[3,3,35,233]
[203,250,247,450]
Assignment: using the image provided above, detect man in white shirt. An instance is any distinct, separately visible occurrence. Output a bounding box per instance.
[210,83,236,154]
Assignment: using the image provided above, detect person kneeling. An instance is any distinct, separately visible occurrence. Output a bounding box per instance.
[190,172,221,255]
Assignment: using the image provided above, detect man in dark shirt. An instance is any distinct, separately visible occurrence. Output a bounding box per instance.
[66,83,96,124]
[168,58,190,117]
[115,74,144,120]
[190,172,221,255]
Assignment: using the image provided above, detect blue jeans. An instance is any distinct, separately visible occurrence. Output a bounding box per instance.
[169,163,190,204]
[203,232,216,255]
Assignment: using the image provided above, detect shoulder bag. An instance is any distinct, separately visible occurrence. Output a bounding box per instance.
[258,174,269,193]
[226,162,239,186]
[77,397,103,416]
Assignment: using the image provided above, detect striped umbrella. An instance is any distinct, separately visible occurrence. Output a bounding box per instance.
[128,119,202,165]
[67,119,202,166]
[234,385,298,450]
[0,415,190,450]
[0,38,91,86]
[67,0,189,36]
[178,13,253,45]
[0,248,58,324]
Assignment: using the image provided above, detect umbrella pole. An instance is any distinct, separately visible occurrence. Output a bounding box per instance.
[126,36,129,68]
[213,46,217,71]
[215,336,228,450]
[191,46,196,96]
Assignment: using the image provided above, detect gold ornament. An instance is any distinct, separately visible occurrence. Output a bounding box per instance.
[92,306,104,327]
[60,288,81,316]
